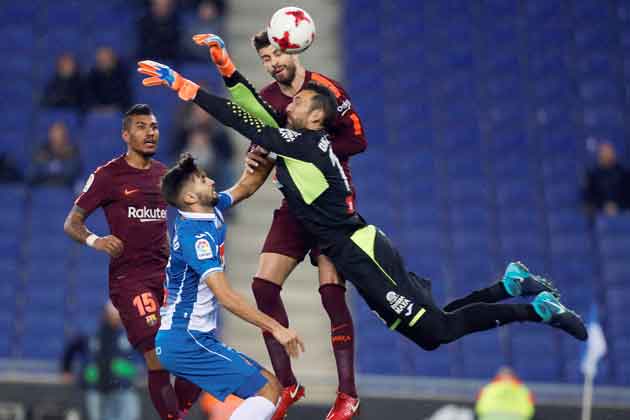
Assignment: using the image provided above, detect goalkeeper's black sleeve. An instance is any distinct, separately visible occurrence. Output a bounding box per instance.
[192,88,306,159]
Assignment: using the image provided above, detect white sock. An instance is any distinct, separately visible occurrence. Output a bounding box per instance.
[229,396,276,420]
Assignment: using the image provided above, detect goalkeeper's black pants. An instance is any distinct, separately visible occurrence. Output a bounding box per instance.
[326,225,541,351]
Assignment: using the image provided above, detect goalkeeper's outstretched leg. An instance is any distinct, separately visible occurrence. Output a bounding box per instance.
[325,225,588,351]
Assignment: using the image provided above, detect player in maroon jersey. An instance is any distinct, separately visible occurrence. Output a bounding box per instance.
[63,104,202,420]
[193,31,367,420]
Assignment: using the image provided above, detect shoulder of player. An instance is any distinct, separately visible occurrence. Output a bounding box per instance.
[308,71,348,98]
[92,156,123,176]
[292,129,331,153]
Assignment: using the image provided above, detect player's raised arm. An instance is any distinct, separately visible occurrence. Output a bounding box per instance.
[225,147,275,206]
[192,34,282,129]
[204,270,305,358]
[136,60,305,159]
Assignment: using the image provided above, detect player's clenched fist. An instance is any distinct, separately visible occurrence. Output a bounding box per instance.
[192,33,235,77]
[93,235,124,258]
[272,326,305,358]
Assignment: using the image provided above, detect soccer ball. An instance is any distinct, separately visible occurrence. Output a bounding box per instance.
[267,6,316,54]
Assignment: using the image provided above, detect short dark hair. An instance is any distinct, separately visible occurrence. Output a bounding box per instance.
[161,153,201,208]
[303,82,337,131]
[252,30,271,51]
[123,104,154,131]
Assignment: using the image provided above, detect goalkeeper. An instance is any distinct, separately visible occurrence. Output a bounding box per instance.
[136,45,587,350]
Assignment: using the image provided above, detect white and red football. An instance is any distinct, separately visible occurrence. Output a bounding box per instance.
[267,6,316,54]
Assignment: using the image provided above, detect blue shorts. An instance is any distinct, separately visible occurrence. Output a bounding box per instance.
[156,329,267,401]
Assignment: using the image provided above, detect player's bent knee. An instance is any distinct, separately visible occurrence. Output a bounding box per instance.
[317,255,344,286]
[255,253,298,285]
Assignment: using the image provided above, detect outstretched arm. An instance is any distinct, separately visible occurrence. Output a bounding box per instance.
[137,60,306,159]
[192,34,282,128]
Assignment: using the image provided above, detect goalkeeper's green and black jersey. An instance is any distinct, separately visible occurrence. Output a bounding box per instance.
[191,83,439,341]
[186,71,579,351]
[193,87,366,249]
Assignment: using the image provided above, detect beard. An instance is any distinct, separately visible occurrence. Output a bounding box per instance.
[131,138,157,158]
[139,149,156,158]
[287,115,304,130]
[199,191,219,207]
[272,63,296,85]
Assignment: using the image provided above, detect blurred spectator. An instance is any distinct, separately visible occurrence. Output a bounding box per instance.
[475,367,534,420]
[179,0,227,15]
[86,47,132,112]
[41,53,84,109]
[61,301,140,420]
[176,103,236,190]
[181,1,226,61]
[582,141,629,216]
[137,0,181,61]
[0,153,23,183]
[181,129,215,175]
[27,122,81,187]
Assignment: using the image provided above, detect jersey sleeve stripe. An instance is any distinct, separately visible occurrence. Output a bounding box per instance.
[349,113,364,136]
[310,73,342,99]
[311,73,364,137]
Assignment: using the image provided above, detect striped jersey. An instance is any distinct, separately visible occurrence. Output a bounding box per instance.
[160,192,233,332]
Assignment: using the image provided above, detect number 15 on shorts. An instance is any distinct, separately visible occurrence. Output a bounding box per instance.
[133,292,158,316]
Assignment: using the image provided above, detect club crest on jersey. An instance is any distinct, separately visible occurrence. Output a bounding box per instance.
[386,291,414,316]
[145,314,158,327]
[279,128,301,142]
[195,238,213,260]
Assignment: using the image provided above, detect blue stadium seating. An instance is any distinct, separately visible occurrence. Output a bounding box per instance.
[1,0,630,383]
[343,0,630,383]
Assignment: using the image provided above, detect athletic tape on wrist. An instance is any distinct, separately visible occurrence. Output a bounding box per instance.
[85,234,100,247]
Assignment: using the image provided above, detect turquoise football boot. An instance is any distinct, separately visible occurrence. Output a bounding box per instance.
[532,291,588,341]
[502,261,560,298]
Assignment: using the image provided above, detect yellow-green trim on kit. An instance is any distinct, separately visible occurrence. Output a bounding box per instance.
[277,154,329,204]
[228,83,279,127]
[409,308,427,327]
[389,318,401,330]
[350,225,397,286]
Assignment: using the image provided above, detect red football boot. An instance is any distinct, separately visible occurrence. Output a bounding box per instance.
[272,383,306,420]
[325,392,360,420]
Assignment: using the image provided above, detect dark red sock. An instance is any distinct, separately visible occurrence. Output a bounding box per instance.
[148,370,179,420]
[252,277,297,388]
[174,377,202,413]
[320,284,357,398]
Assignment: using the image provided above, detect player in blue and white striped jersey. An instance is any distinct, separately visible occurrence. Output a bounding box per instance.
[157,153,304,420]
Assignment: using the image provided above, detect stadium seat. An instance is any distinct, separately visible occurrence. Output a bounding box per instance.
[450,205,491,230]
[20,317,66,360]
